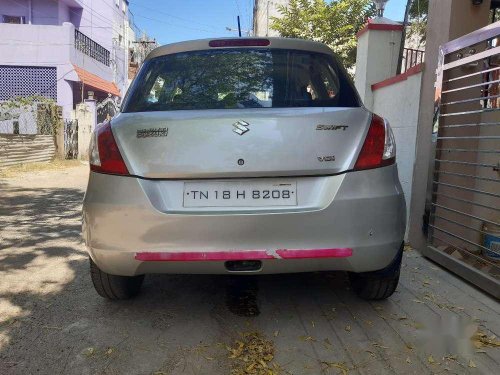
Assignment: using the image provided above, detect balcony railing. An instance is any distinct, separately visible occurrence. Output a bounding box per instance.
[401,47,425,73]
[74,29,110,66]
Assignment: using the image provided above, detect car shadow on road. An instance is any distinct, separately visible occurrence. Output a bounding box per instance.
[1,180,495,375]
[0,178,388,374]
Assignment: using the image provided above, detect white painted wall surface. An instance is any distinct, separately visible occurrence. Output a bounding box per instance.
[355,27,402,110]
[372,72,423,237]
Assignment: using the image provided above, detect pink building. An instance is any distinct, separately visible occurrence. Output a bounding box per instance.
[0,0,131,121]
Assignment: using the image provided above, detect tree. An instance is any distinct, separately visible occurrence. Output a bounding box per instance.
[407,0,428,48]
[409,0,428,18]
[270,0,375,70]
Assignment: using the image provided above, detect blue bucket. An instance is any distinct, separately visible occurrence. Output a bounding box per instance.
[483,230,500,262]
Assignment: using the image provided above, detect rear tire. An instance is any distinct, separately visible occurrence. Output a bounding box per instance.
[349,244,403,300]
[89,258,144,300]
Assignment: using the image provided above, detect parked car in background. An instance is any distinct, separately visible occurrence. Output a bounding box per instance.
[82,37,406,300]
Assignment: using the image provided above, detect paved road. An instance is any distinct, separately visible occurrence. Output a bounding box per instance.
[1,165,499,374]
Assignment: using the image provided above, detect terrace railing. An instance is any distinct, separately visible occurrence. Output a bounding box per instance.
[74,29,110,67]
[401,47,425,73]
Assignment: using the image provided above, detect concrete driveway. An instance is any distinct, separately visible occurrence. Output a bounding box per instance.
[1,165,499,374]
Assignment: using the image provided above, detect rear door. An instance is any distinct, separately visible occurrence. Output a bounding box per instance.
[117,44,369,179]
[113,107,370,179]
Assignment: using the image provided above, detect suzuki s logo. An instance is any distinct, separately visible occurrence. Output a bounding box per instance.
[232,120,250,135]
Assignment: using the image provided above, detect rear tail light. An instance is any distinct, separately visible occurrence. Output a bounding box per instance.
[89,121,129,175]
[354,114,396,171]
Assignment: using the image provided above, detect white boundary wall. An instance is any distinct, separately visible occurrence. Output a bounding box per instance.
[372,71,423,236]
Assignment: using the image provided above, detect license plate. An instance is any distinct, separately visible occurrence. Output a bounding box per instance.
[183,180,297,207]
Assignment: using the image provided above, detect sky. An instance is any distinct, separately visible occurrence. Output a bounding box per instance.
[128,0,408,45]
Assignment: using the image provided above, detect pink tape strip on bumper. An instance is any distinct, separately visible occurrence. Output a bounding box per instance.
[135,248,353,261]
[276,248,353,259]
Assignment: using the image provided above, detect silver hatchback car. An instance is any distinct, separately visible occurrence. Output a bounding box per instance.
[83,38,406,301]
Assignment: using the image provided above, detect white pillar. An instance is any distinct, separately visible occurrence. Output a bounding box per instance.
[354,17,404,110]
[76,102,96,160]
[83,99,97,131]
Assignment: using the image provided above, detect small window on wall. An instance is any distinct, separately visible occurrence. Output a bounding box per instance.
[2,15,25,24]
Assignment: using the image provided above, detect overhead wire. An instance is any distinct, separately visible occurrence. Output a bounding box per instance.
[1,0,240,98]
[131,13,217,35]
[128,0,221,32]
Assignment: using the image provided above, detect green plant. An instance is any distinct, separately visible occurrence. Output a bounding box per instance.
[270,0,376,70]
[407,0,428,47]
[0,95,62,136]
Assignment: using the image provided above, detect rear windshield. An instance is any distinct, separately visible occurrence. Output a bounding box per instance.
[122,48,360,112]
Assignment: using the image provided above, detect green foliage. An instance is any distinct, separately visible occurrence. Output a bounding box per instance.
[409,0,428,19]
[0,95,55,110]
[160,51,273,109]
[407,0,428,47]
[130,50,274,111]
[0,95,61,135]
[270,0,375,70]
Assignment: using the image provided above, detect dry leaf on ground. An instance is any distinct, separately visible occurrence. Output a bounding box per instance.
[471,329,500,349]
[299,335,317,342]
[82,347,95,357]
[321,361,349,375]
[227,332,279,375]
[372,342,389,349]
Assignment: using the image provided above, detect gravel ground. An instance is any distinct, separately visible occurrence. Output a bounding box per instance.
[0,165,499,375]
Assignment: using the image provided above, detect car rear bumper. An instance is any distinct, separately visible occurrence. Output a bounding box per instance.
[82,165,406,276]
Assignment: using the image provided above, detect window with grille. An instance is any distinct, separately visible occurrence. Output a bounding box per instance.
[0,66,57,100]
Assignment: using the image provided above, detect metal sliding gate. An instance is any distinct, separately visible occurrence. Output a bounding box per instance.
[97,97,119,124]
[424,21,500,298]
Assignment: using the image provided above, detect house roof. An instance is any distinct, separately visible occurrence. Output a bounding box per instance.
[72,65,121,97]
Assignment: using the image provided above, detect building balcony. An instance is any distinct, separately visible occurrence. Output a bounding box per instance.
[74,29,110,67]
[0,22,112,81]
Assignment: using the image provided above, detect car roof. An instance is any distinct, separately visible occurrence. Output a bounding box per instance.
[145,37,334,61]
